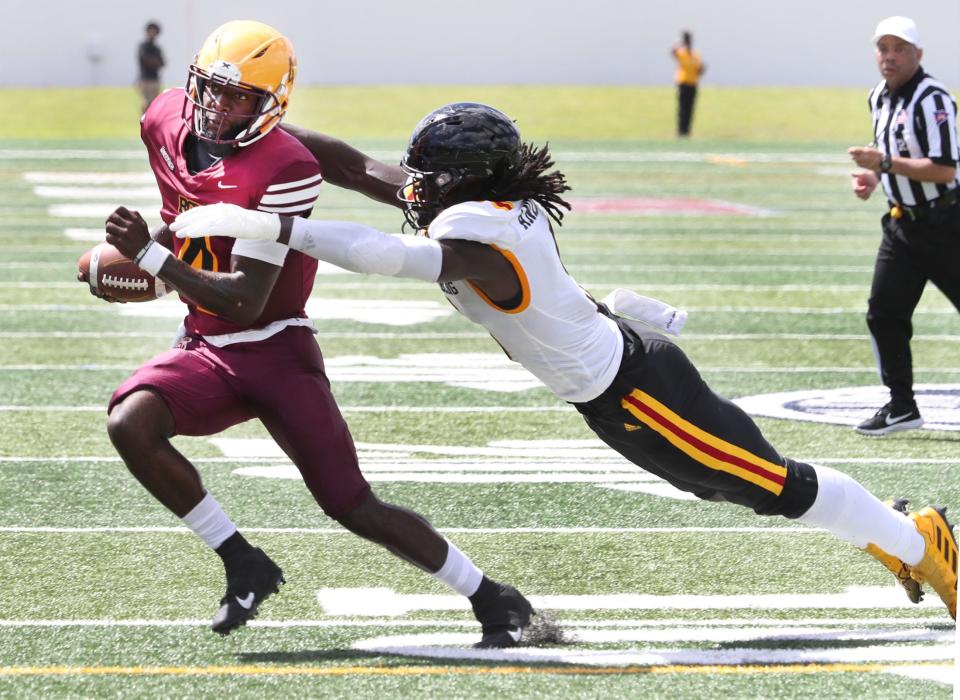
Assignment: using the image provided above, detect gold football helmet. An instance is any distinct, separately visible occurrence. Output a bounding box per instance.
[184,20,296,147]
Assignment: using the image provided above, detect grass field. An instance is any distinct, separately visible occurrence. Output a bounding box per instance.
[0,87,957,698]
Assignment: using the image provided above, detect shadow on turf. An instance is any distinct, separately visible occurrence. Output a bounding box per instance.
[237,649,576,668]
[238,614,570,666]
[715,621,955,651]
[895,432,960,444]
[239,649,384,664]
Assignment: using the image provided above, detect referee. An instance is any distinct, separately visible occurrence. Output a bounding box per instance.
[848,16,960,436]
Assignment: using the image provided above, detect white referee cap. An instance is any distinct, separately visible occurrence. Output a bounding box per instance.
[873,16,920,47]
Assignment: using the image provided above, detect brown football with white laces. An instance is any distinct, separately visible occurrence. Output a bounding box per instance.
[77,242,167,302]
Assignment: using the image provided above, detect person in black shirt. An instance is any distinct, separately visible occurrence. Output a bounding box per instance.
[138,21,165,113]
[848,16,960,436]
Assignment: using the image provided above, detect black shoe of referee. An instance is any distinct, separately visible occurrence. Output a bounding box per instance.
[855,402,923,436]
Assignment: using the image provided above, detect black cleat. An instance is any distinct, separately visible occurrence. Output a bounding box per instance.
[854,402,923,436]
[470,582,533,649]
[211,547,284,636]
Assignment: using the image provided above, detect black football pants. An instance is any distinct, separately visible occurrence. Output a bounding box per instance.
[867,207,960,406]
[677,84,697,136]
[575,324,818,518]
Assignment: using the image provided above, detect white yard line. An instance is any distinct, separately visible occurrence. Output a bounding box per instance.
[0,405,568,413]
[317,586,948,616]
[686,334,960,341]
[0,150,144,160]
[47,203,159,219]
[34,185,160,200]
[1,455,952,464]
[0,331,489,339]
[0,615,941,629]
[3,333,960,341]
[0,526,825,534]
[567,264,874,273]
[701,367,960,373]
[567,228,877,236]
[0,281,880,291]
[3,366,958,374]
[63,227,107,241]
[23,172,154,184]
[7,151,846,163]
[2,305,955,316]
[0,261,879,274]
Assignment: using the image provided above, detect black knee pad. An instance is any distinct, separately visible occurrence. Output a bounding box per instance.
[754,459,819,518]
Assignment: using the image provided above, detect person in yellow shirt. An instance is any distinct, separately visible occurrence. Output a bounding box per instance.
[671,31,706,137]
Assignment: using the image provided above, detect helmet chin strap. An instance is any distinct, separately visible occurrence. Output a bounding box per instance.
[235,95,279,146]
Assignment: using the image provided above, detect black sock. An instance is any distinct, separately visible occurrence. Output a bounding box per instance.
[468,575,498,605]
[215,531,253,567]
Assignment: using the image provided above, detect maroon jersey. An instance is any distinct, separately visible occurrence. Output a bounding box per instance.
[141,88,322,337]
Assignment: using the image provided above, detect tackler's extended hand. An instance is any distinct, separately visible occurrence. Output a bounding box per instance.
[171,202,281,241]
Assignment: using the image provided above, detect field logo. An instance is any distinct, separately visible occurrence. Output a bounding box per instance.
[733,384,960,432]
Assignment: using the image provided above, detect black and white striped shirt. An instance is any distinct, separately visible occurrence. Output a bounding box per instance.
[868,67,960,206]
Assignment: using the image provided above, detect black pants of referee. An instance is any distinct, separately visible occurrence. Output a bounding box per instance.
[677,84,697,137]
[867,205,960,407]
[575,323,818,518]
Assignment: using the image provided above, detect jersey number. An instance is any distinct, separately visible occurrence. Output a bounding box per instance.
[178,236,220,272]
[177,196,220,272]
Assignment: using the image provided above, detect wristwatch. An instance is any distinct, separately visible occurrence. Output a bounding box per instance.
[879,153,893,173]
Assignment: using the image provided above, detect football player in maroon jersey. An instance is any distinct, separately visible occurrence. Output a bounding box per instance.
[94,22,535,647]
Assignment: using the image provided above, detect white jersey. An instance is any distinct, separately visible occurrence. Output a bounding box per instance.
[428,200,623,403]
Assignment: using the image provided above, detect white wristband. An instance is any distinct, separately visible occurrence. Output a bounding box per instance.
[135,241,174,276]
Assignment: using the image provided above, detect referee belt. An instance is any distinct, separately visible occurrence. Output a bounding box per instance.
[890,189,960,221]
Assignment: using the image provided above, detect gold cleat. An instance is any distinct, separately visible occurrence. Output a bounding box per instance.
[908,506,958,620]
[864,499,923,605]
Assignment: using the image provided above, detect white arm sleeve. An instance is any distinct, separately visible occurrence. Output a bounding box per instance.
[289,217,443,282]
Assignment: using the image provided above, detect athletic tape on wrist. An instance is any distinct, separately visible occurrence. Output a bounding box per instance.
[136,241,173,276]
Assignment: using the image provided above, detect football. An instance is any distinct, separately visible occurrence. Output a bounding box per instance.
[77,242,167,302]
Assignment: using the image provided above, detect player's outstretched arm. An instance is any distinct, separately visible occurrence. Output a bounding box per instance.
[281,123,405,207]
[171,203,516,290]
[173,203,440,281]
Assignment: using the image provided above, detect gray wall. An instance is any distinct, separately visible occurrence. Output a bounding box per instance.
[6,0,959,88]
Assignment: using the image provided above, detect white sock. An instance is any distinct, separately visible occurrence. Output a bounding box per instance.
[432,541,484,597]
[181,492,237,550]
[797,465,925,565]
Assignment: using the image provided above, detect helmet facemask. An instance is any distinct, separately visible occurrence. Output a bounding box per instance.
[184,62,283,147]
[398,166,464,231]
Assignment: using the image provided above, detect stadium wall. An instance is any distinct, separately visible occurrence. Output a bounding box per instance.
[4,0,959,88]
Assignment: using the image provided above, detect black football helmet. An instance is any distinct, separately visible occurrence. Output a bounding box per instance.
[399,103,521,229]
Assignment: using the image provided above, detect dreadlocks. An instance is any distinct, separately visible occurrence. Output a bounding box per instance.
[484,142,572,226]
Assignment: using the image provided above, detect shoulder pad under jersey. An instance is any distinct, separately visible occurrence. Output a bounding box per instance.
[143,88,182,125]
[428,200,523,246]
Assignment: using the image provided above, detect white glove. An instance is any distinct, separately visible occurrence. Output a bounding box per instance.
[171,202,281,241]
